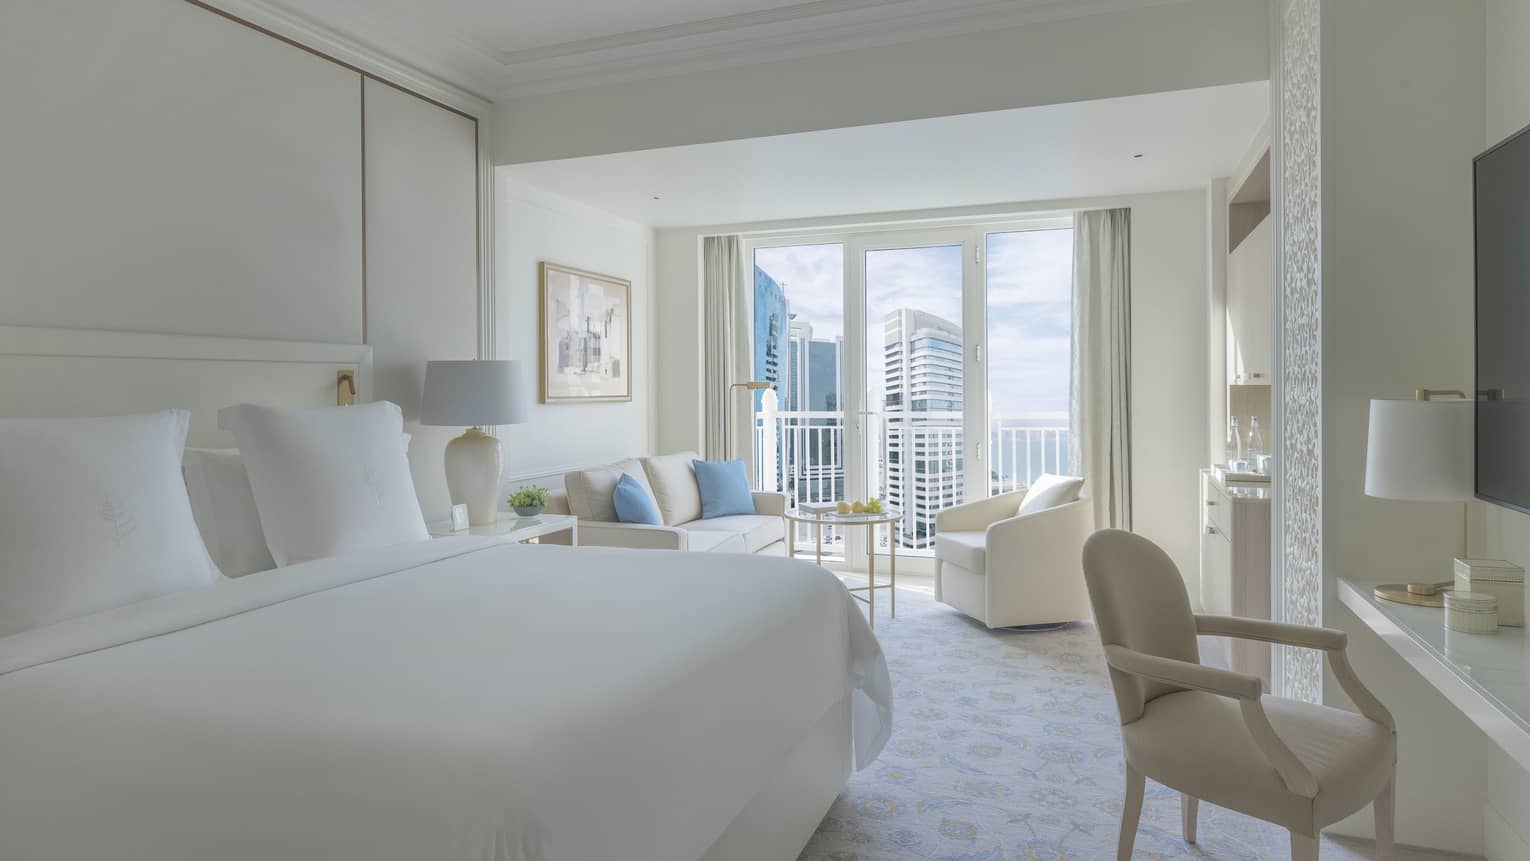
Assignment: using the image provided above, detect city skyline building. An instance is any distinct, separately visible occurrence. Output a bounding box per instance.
[880,308,965,549]
[785,318,846,502]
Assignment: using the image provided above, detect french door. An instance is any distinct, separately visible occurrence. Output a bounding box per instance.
[747,218,1073,571]
[849,229,981,567]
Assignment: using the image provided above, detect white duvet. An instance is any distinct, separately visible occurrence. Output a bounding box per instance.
[0,538,891,861]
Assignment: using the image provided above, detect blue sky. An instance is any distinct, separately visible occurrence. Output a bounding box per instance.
[754,228,1072,417]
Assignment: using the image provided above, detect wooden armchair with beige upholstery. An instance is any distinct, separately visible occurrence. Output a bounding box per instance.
[1081,529,1396,861]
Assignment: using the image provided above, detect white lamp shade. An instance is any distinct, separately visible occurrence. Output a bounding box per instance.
[1364,398,1473,502]
[421,360,528,427]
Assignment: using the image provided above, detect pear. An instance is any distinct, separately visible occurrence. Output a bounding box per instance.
[850,501,866,514]
[836,500,852,515]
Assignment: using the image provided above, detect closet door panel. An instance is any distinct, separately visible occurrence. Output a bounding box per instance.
[362,77,478,520]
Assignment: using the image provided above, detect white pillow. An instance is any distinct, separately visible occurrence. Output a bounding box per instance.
[183,448,276,578]
[0,411,220,638]
[219,402,428,566]
[1015,473,1085,517]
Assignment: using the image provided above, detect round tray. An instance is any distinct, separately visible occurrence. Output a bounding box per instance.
[1372,581,1450,608]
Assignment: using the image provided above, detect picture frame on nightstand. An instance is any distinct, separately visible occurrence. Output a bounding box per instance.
[449,504,470,532]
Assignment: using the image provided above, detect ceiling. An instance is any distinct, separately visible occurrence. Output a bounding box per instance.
[257,0,1187,98]
[502,81,1269,228]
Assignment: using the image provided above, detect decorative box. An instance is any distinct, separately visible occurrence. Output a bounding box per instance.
[1444,590,1499,634]
[1454,558,1525,627]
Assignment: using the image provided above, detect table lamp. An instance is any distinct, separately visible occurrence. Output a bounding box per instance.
[422,360,528,525]
[1364,389,1472,604]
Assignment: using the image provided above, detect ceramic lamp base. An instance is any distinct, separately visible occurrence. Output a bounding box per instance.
[444,427,502,526]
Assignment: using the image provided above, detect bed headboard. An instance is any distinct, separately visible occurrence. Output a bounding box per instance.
[0,325,372,448]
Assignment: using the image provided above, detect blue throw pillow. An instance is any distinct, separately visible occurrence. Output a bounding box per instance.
[692,459,756,519]
[612,473,662,525]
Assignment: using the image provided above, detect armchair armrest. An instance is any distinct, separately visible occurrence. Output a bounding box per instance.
[1195,615,1347,651]
[1194,614,1392,729]
[752,492,788,516]
[1103,644,1261,701]
[936,490,1025,532]
[576,521,688,551]
[1105,643,1318,797]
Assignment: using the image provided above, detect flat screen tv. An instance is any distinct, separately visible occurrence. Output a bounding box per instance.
[1476,123,1530,513]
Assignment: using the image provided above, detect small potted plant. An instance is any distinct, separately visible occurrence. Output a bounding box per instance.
[509,485,549,518]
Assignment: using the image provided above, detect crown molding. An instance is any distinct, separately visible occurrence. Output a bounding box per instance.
[491,0,1186,98]
[187,0,494,116]
[194,0,1188,104]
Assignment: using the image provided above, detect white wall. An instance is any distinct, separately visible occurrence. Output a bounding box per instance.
[0,0,484,523]
[494,176,657,488]
[1486,0,1530,146]
[654,189,1209,586]
[1315,0,1488,852]
[491,0,1268,165]
[1476,3,1530,857]
[0,0,363,343]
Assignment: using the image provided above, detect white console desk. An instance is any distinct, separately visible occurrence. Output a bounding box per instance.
[1338,576,1530,772]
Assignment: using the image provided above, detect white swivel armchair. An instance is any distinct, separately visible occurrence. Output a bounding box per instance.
[933,475,1094,628]
[1082,529,1396,861]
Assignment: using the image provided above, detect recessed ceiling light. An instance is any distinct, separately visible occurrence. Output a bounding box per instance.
[652,195,662,200]
[1132,153,1144,159]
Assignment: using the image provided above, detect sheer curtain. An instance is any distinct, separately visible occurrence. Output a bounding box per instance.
[1070,208,1133,530]
[702,235,751,460]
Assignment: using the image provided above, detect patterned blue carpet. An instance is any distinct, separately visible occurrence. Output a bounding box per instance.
[798,585,1441,861]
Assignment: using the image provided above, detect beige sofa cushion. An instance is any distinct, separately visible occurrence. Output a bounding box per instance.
[641,451,703,526]
[684,531,748,553]
[564,458,653,522]
[934,530,986,573]
[677,515,784,554]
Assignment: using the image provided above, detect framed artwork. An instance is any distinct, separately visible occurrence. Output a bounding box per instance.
[539,262,632,403]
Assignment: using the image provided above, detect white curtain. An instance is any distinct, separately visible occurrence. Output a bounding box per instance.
[1070,208,1133,531]
[702,235,751,460]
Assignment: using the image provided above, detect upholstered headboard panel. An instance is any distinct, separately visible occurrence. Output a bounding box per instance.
[0,325,372,448]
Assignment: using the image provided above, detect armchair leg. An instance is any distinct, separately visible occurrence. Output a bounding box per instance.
[1180,794,1198,844]
[1374,774,1395,861]
[1118,764,1144,861]
[1290,831,1319,861]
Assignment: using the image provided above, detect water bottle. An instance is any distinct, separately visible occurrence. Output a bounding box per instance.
[1246,416,1266,462]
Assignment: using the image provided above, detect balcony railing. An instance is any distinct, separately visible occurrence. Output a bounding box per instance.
[754,405,1069,558]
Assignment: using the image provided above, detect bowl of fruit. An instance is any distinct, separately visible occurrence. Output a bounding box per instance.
[834,498,885,516]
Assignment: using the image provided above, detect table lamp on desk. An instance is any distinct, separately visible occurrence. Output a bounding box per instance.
[1364,390,1473,606]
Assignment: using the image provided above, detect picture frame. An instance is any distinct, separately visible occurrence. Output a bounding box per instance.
[449,504,470,532]
[539,262,633,403]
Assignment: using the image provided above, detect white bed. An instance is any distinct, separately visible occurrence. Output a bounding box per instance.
[0,538,890,861]
[0,327,892,861]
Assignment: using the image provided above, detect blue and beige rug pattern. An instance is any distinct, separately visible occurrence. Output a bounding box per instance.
[799,585,1439,861]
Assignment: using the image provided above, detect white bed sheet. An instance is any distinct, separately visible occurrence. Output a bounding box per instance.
[0,538,891,861]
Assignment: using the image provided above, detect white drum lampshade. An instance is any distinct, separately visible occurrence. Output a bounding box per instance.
[1364,398,1473,502]
[422,360,528,525]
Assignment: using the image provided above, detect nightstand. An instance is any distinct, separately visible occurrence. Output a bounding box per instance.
[427,512,578,546]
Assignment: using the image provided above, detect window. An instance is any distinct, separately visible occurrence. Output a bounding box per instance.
[747,218,1074,565]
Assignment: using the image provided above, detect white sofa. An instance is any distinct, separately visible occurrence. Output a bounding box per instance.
[546,451,788,554]
[933,486,1094,628]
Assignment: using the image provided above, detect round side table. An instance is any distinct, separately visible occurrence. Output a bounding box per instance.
[784,508,902,628]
